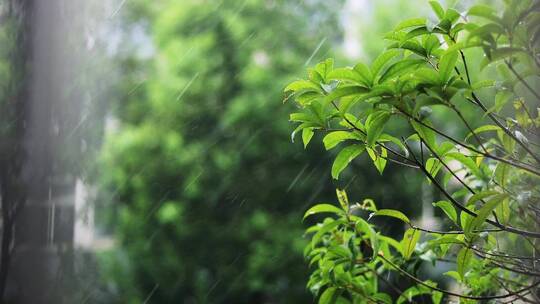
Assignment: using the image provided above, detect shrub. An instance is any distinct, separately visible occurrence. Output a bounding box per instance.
[285,0,540,302]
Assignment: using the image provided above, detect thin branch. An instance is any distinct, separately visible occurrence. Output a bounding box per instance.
[471,91,540,165]
[402,140,540,238]
[396,107,540,176]
[419,136,500,223]
[506,60,540,100]
[494,277,537,304]
[450,104,489,154]
[410,224,502,235]
[455,50,540,164]
[330,101,417,167]
[378,254,540,300]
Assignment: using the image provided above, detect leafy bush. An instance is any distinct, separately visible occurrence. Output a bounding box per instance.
[285,0,540,302]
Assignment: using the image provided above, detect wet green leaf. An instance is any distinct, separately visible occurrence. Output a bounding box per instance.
[439,50,458,82]
[433,200,457,223]
[304,204,344,220]
[302,128,314,148]
[323,131,361,150]
[457,247,473,279]
[429,1,445,20]
[371,209,410,224]
[331,144,365,179]
[401,228,420,259]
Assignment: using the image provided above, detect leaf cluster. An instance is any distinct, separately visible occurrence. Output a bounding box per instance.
[286,0,540,302]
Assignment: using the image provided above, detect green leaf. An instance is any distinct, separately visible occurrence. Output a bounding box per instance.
[460,211,474,233]
[323,131,361,150]
[291,122,319,143]
[457,247,473,279]
[295,91,321,106]
[466,23,504,41]
[323,85,369,105]
[488,90,512,113]
[466,190,500,206]
[444,270,461,281]
[468,5,500,23]
[465,125,501,141]
[481,47,529,69]
[303,204,344,220]
[388,41,427,57]
[496,197,510,225]
[353,85,394,105]
[366,112,390,146]
[401,228,420,259]
[379,134,408,156]
[371,209,410,224]
[424,35,440,55]
[425,157,442,178]
[353,63,373,86]
[371,49,401,78]
[414,68,440,84]
[437,141,455,156]
[404,26,431,40]
[432,289,443,304]
[311,219,345,248]
[319,287,339,304]
[342,113,365,132]
[450,22,466,37]
[336,188,349,211]
[445,152,482,178]
[445,8,461,24]
[355,218,378,259]
[446,41,483,53]
[468,194,508,233]
[334,297,350,304]
[308,68,324,83]
[373,293,392,304]
[315,58,334,80]
[411,120,437,148]
[327,68,369,86]
[471,80,495,90]
[331,144,365,179]
[289,112,315,123]
[397,282,436,304]
[367,146,387,174]
[378,59,425,83]
[428,235,464,247]
[494,163,510,188]
[414,96,444,113]
[429,1,445,20]
[284,80,321,92]
[302,128,314,148]
[395,18,427,31]
[379,234,403,253]
[439,50,458,82]
[433,200,457,223]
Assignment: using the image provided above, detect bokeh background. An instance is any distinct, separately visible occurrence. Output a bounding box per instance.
[0,0,487,303]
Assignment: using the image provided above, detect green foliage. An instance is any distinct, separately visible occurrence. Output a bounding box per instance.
[97,1,346,303]
[287,0,540,302]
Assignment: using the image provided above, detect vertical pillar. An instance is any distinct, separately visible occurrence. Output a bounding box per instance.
[7,0,81,302]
